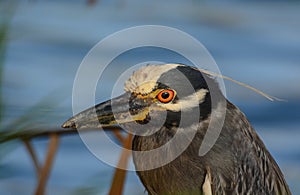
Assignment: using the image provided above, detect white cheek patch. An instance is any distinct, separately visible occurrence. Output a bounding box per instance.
[159,89,208,112]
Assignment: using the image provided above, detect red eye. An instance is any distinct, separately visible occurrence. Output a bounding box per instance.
[157,89,175,103]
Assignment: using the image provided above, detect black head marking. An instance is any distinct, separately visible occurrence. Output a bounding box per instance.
[156,65,224,124]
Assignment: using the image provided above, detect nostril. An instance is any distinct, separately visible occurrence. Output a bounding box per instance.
[129,104,145,115]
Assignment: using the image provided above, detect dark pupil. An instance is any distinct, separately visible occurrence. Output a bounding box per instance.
[161,92,170,99]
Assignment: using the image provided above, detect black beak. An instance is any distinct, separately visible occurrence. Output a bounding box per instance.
[62,93,149,129]
[62,93,131,129]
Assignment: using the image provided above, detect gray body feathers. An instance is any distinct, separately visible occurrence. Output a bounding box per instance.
[132,101,291,195]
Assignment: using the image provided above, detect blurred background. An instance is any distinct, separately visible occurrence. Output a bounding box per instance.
[0,0,299,194]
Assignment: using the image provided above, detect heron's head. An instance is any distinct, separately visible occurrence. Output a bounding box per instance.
[62,64,223,130]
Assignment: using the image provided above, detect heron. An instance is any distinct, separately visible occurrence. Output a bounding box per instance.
[62,64,291,195]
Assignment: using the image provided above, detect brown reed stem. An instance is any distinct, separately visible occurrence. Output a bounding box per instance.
[112,129,125,144]
[23,139,40,177]
[109,133,132,195]
[35,134,60,195]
